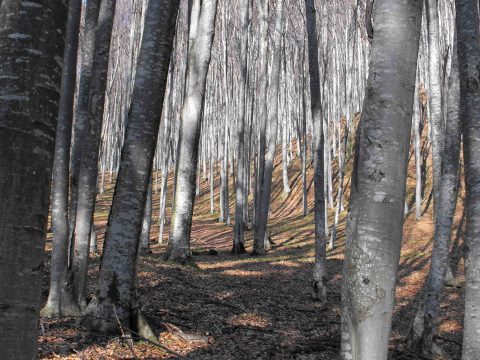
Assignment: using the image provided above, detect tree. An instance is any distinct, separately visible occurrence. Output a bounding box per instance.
[305,0,327,304]
[253,0,284,255]
[232,0,250,254]
[41,0,83,319]
[456,0,480,357]
[340,0,423,358]
[0,0,67,357]
[165,0,219,264]
[84,0,180,333]
[407,33,461,356]
[71,0,118,311]
[253,0,269,254]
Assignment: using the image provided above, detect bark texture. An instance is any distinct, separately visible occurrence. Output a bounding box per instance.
[456,0,480,358]
[305,0,327,305]
[340,1,423,359]
[84,0,180,333]
[42,0,83,319]
[166,0,218,264]
[407,33,461,356]
[0,0,66,358]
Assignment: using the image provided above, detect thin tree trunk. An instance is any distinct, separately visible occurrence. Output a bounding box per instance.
[253,0,284,255]
[456,0,480,357]
[426,0,444,216]
[0,1,66,358]
[72,0,118,312]
[84,0,179,333]
[407,31,461,356]
[42,0,83,319]
[232,0,250,254]
[340,1,423,358]
[166,0,218,264]
[305,0,327,304]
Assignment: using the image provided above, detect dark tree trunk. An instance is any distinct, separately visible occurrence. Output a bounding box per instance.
[84,0,180,333]
[72,0,118,312]
[42,0,83,319]
[0,0,67,358]
[456,0,480,357]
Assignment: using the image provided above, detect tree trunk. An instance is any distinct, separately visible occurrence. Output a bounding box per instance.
[0,1,66,358]
[165,0,218,264]
[340,1,423,359]
[253,0,268,252]
[253,0,284,255]
[305,0,327,305]
[69,0,101,246]
[84,0,180,333]
[72,0,118,312]
[456,0,480,357]
[41,0,83,319]
[407,32,461,356]
[138,176,153,255]
[426,0,444,217]
[232,0,250,254]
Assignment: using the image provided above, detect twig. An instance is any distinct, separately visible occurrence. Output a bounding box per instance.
[434,335,462,347]
[113,305,138,359]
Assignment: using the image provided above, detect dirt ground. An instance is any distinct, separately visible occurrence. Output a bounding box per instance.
[38,147,465,359]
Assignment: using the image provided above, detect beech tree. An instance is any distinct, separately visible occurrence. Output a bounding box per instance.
[456,0,480,357]
[341,0,423,358]
[84,0,180,333]
[166,0,219,264]
[0,0,67,358]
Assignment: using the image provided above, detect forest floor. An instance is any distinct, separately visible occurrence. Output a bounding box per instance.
[39,144,465,359]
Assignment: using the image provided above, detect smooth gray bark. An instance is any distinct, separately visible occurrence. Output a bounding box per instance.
[69,0,101,246]
[426,0,445,216]
[407,33,461,356]
[72,0,117,311]
[232,0,250,254]
[0,1,66,358]
[340,1,423,359]
[166,0,218,264]
[456,0,480,357]
[42,0,83,319]
[84,0,180,333]
[253,0,284,256]
[253,0,269,253]
[305,0,327,305]
[138,176,153,255]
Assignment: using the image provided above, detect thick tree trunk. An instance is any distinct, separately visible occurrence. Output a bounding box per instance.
[165,0,218,264]
[72,0,118,312]
[340,1,423,359]
[84,0,179,333]
[0,1,66,358]
[456,0,480,358]
[305,0,327,304]
[253,0,284,256]
[407,33,461,356]
[232,0,249,254]
[41,0,83,319]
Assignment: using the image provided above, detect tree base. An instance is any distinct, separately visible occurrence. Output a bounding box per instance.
[41,292,82,318]
[312,280,327,306]
[231,242,246,255]
[164,248,194,266]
